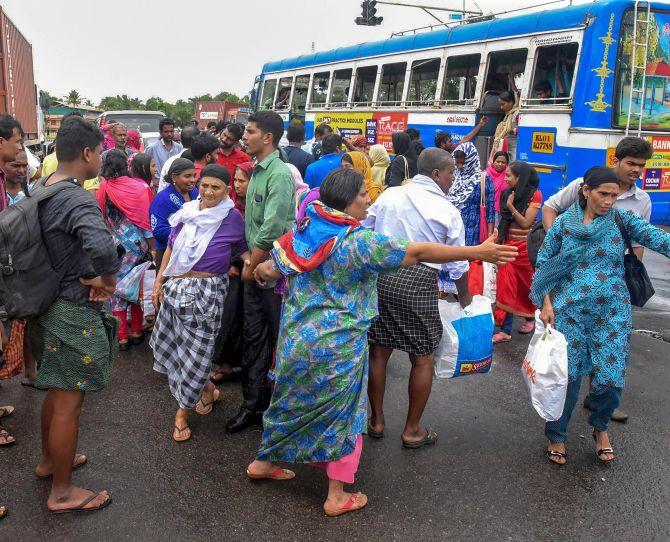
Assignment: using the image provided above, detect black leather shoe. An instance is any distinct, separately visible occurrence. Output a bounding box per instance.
[225,408,259,433]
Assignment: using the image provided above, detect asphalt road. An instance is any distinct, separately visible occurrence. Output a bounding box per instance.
[1,254,669,542]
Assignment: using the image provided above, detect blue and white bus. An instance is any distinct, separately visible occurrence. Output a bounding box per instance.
[255,0,670,224]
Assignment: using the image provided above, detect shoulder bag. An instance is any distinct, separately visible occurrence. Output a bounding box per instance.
[614,210,655,307]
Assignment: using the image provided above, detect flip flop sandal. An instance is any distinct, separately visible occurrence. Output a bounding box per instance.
[210,367,242,384]
[173,425,191,442]
[402,428,438,449]
[36,454,88,479]
[0,428,15,447]
[195,388,221,415]
[593,430,615,462]
[0,406,14,419]
[0,505,7,520]
[50,490,112,515]
[246,466,295,481]
[366,418,384,439]
[324,492,368,517]
[546,449,568,466]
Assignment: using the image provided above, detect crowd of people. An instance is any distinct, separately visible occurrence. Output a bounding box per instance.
[0,104,669,521]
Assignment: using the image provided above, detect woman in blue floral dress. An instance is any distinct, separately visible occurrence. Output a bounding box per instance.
[531,167,670,466]
[245,168,518,517]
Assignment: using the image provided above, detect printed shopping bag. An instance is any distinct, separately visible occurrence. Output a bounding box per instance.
[521,311,568,421]
[434,295,494,378]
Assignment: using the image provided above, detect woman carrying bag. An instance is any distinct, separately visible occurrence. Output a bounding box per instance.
[531,167,670,465]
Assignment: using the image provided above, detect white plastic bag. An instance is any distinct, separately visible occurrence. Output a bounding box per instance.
[521,311,569,421]
[140,268,157,318]
[434,295,494,379]
[482,262,497,302]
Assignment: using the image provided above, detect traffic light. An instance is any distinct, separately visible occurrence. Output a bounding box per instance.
[355,0,383,26]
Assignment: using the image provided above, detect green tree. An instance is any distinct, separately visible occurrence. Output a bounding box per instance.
[99,94,145,111]
[213,91,242,102]
[66,89,81,107]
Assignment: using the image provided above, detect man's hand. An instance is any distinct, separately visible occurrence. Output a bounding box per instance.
[539,296,555,328]
[476,233,518,265]
[228,266,241,278]
[241,259,254,283]
[80,276,116,302]
[478,116,488,127]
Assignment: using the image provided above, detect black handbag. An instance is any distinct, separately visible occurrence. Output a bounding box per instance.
[527,221,547,269]
[614,211,655,307]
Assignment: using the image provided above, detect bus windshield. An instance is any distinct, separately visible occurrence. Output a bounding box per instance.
[102,113,164,133]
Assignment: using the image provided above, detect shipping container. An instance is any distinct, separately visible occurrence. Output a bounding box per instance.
[195,101,252,127]
[0,8,38,144]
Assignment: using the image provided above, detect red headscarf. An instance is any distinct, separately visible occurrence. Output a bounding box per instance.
[97,175,153,231]
[230,161,254,215]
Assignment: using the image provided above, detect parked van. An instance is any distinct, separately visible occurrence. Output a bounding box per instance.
[96,110,166,149]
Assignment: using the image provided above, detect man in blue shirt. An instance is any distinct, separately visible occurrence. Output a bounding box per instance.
[304,133,342,189]
[283,123,314,179]
[145,118,183,180]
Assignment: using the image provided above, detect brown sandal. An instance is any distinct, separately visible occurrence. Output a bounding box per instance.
[195,388,221,415]
[0,406,14,419]
[173,424,191,442]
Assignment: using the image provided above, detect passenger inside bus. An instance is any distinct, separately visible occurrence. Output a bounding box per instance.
[275,88,290,109]
[531,43,577,104]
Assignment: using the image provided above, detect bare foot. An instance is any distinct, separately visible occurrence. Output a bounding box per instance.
[47,487,111,512]
[35,453,87,478]
[546,442,567,465]
[0,428,15,446]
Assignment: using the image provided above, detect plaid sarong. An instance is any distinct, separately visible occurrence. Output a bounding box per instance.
[151,276,228,409]
[369,264,441,355]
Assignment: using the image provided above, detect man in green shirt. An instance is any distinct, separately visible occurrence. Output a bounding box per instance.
[226,111,296,433]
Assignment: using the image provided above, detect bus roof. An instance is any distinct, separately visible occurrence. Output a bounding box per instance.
[261,0,629,75]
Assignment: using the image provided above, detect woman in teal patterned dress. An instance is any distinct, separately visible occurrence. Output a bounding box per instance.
[245,168,518,517]
[532,167,670,466]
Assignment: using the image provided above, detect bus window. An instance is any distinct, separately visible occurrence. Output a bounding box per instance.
[378,62,407,105]
[615,9,670,130]
[260,79,277,110]
[330,69,353,105]
[311,71,330,106]
[441,54,480,105]
[292,75,310,119]
[276,77,293,110]
[408,58,440,105]
[529,43,578,106]
[354,66,377,104]
[483,49,527,96]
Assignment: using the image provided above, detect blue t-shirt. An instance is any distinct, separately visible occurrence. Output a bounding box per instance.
[304,153,342,189]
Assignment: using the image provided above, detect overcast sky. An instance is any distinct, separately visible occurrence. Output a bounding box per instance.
[2,0,586,104]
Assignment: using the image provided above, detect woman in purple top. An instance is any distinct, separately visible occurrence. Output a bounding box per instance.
[150,164,249,442]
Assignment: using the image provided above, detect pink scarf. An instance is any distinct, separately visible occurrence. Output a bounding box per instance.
[486,165,507,212]
[97,175,153,231]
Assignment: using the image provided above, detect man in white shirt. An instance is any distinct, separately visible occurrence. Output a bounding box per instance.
[365,147,471,449]
[543,136,653,259]
[542,136,654,424]
[158,126,199,192]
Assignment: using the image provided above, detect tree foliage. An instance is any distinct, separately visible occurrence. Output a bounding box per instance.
[66,89,81,107]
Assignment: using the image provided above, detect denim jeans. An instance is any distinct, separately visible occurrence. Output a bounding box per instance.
[500,313,534,334]
[545,377,622,443]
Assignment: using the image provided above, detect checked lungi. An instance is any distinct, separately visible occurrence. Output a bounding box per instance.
[151,276,228,409]
[369,264,441,356]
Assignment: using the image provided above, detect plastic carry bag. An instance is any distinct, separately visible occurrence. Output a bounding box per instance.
[140,268,157,318]
[434,295,494,379]
[482,262,497,302]
[521,311,569,421]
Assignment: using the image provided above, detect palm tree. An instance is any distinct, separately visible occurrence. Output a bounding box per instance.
[66,90,81,107]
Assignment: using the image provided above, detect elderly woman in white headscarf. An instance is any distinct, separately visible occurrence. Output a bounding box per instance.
[151,163,249,442]
[447,141,495,246]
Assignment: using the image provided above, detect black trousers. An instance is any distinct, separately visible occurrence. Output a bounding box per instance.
[241,281,282,413]
[213,274,244,367]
